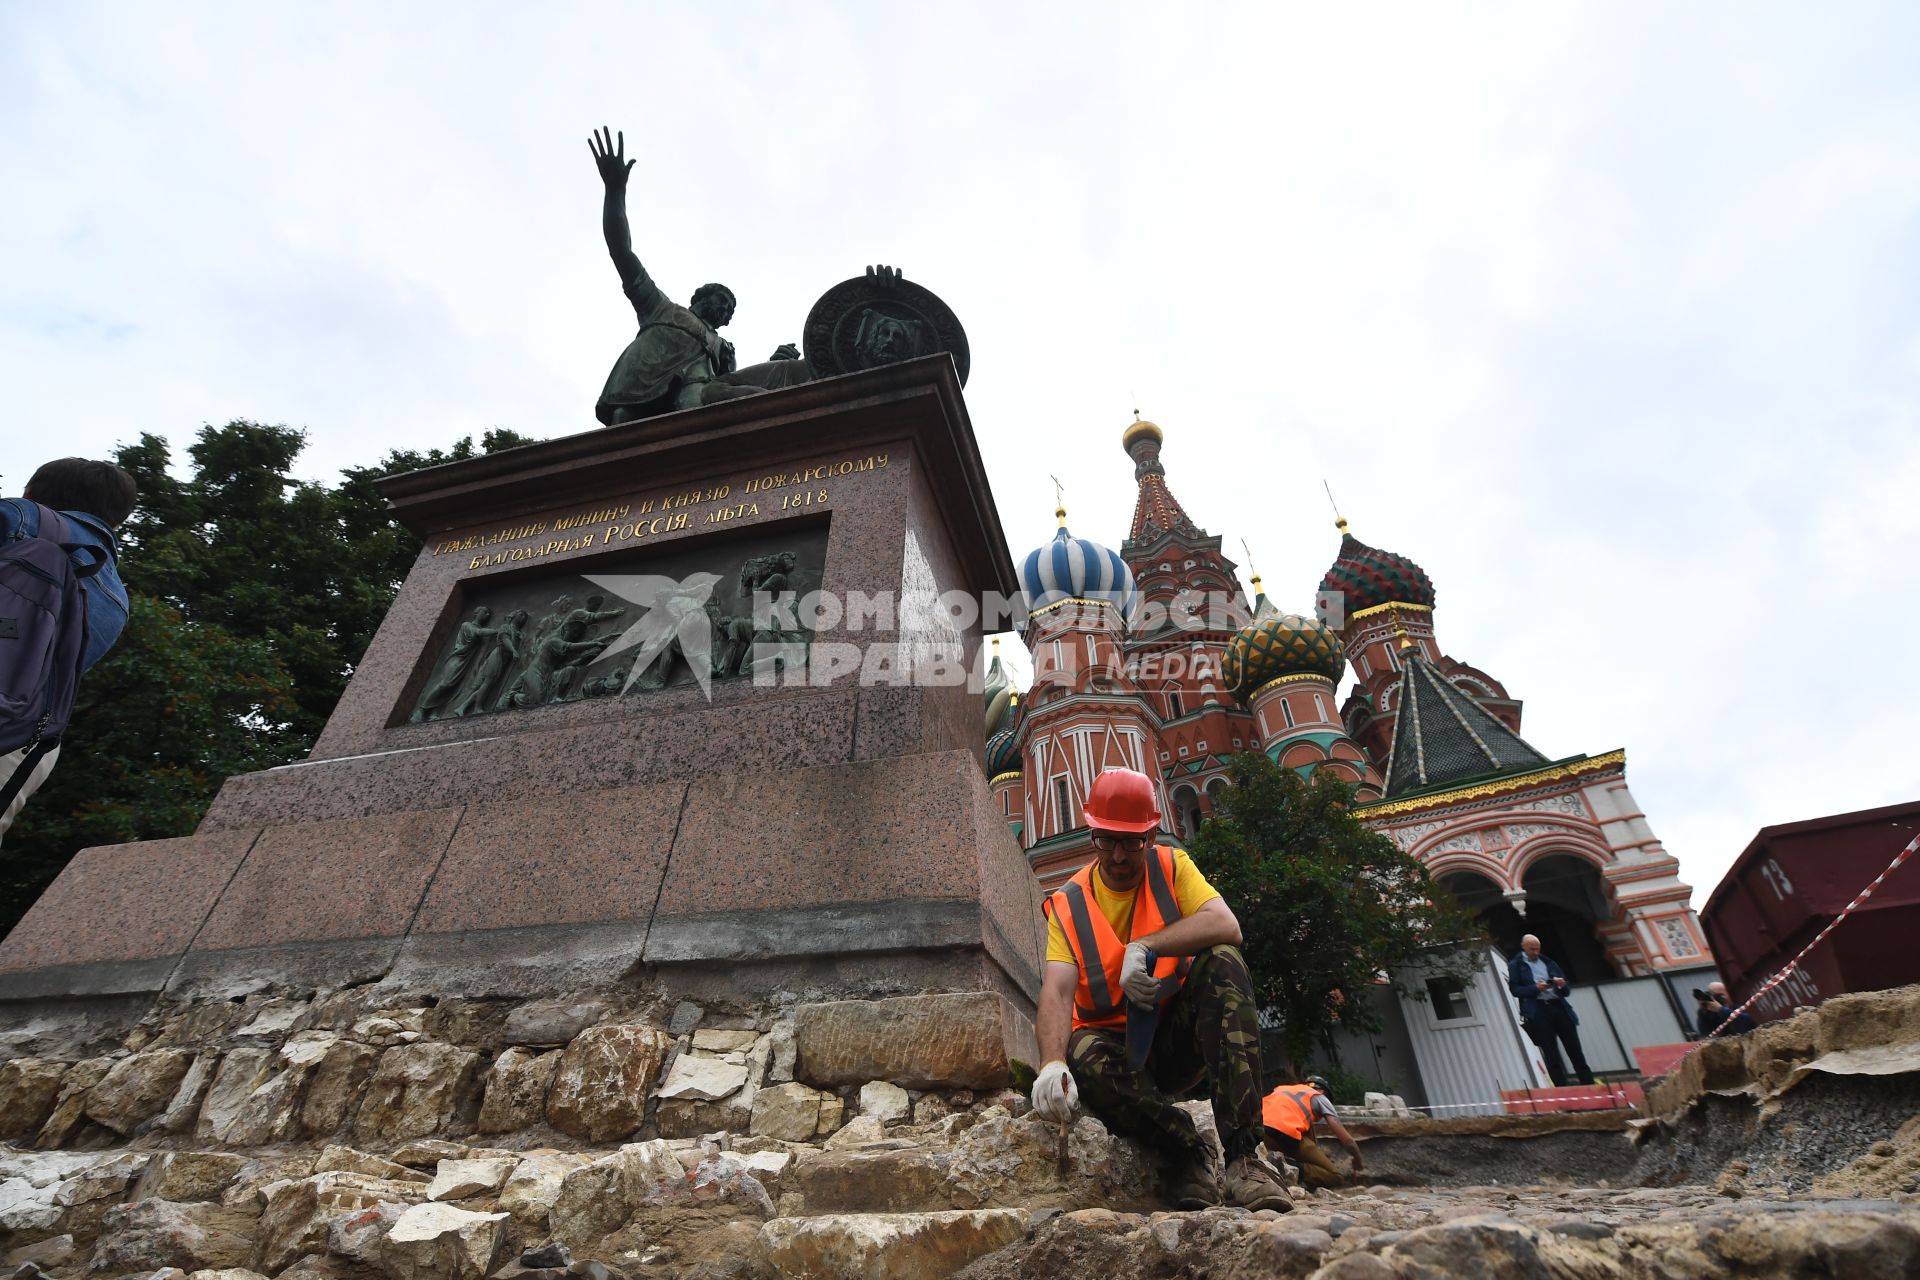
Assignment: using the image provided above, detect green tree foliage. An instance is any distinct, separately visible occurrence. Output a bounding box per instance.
[1188,753,1487,1077]
[2,421,536,933]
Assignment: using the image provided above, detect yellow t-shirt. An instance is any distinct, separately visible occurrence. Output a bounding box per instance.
[1044,848,1222,966]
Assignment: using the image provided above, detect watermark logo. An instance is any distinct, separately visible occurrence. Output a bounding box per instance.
[585,571,724,699]
[574,579,1351,700]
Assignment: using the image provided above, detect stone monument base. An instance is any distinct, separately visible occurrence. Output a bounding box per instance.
[0,361,1040,1074]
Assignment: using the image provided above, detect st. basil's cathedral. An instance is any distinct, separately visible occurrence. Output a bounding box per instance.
[983,415,1710,990]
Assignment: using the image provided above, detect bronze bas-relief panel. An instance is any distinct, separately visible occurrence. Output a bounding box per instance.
[404,520,829,724]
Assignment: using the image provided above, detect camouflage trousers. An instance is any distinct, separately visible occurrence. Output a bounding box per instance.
[1268,1131,1347,1188]
[1067,944,1265,1165]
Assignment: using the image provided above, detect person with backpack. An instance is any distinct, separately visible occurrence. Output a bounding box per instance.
[0,458,138,843]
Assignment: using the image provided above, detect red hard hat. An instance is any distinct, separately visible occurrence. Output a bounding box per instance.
[1082,768,1162,834]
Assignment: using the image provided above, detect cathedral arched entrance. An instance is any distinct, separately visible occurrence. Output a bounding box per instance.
[1518,853,1617,983]
[1437,871,1525,955]
[1171,784,1202,840]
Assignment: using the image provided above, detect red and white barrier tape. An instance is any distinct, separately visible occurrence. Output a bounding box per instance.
[1688,827,1920,1055]
[1375,1089,1635,1116]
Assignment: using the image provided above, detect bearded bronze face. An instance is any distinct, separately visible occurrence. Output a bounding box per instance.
[853,309,923,365]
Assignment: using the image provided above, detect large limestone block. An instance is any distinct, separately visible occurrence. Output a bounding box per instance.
[353,1044,482,1143]
[87,1199,257,1275]
[133,1153,252,1203]
[759,1210,1026,1280]
[547,1142,684,1251]
[944,1113,1154,1210]
[750,1083,824,1143]
[390,1140,469,1170]
[157,1052,220,1134]
[0,1174,65,1236]
[656,1054,750,1103]
[0,1060,71,1140]
[824,1116,887,1151]
[794,993,1032,1089]
[544,1026,669,1142]
[378,1202,507,1280]
[327,1201,407,1266]
[425,1158,515,1202]
[475,1048,558,1134]
[300,1040,381,1137]
[502,998,607,1047]
[655,1094,752,1139]
[195,1049,277,1143]
[34,1058,112,1150]
[52,1152,149,1208]
[7,1234,75,1271]
[350,1010,430,1047]
[789,1148,949,1214]
[253,1173,429,1274]
[313,1147,427,1184]
[691,1029,760,1053]
[653,1154,774,1218]
[223,1034,340,1146]
[857,1082,911,1126]
[326,1205,405,1266]
[496,1153,588,1230]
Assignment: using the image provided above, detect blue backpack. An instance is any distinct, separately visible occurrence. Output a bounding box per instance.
[0,500,107,756]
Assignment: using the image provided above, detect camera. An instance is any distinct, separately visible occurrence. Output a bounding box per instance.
[1692,988,1722,1003]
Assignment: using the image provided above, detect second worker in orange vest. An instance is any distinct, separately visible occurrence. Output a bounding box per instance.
[1030,768,1292,1212]
[1262,1076,1364,1189]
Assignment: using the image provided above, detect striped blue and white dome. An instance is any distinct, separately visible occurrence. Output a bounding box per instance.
[1019,523,1138,620]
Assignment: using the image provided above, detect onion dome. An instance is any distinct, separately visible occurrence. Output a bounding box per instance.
[1018,503,1138,619]
[1318,517,1436,618]
[985,722,1023,777]
[1121,415,1163,453]
[983,638,1016,737]
[1223,594,1346,699]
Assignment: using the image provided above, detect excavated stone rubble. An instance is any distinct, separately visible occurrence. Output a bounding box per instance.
[0,984,1914,1278]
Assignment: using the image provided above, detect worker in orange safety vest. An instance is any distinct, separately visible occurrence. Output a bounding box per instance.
[1262,1076,1365,1189]
[1029,767,1292,1212]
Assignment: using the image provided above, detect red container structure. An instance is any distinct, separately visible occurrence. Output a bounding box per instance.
[1699,800,1920,1023]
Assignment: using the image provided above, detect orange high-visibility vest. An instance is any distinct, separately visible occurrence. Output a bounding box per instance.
[1043,845,1188,1031]
[1262,1084,1319,1140]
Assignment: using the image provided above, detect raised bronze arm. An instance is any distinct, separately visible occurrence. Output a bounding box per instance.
[588,126,642,287]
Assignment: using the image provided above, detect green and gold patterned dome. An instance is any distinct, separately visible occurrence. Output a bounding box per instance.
[1224,588,1346,699]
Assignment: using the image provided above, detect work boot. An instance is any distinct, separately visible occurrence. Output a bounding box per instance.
[1162,1151,1221,1210]
[1223,1152,1294,1212]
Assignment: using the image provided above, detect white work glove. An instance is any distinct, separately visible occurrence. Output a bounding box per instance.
[1120,941,1159,1005]
[1030,1059,1078,1123]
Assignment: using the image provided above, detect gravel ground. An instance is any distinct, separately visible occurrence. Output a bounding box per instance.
[1359,1128,1641,1188]
[1629,1071,1920,1192]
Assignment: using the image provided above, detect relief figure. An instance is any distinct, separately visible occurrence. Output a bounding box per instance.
[410,607,502,722]
[446,608,528,718]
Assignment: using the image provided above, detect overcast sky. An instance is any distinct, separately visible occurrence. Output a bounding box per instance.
[4,3,1916,910]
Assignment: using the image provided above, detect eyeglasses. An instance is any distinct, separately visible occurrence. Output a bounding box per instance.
[1091,833,1149,851]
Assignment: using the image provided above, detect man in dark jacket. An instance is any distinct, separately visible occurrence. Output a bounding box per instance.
[1696,981,1757,1037]
[0,458,137,843]
[1507,934,1596,1086]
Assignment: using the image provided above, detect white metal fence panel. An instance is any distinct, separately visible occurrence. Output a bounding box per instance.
[1596,978,1690,1068]
[1562,988,1632,1074]
[1394,948,1539,1116]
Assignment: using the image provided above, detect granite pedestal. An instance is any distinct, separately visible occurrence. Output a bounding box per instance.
[0,359,1043,1029]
